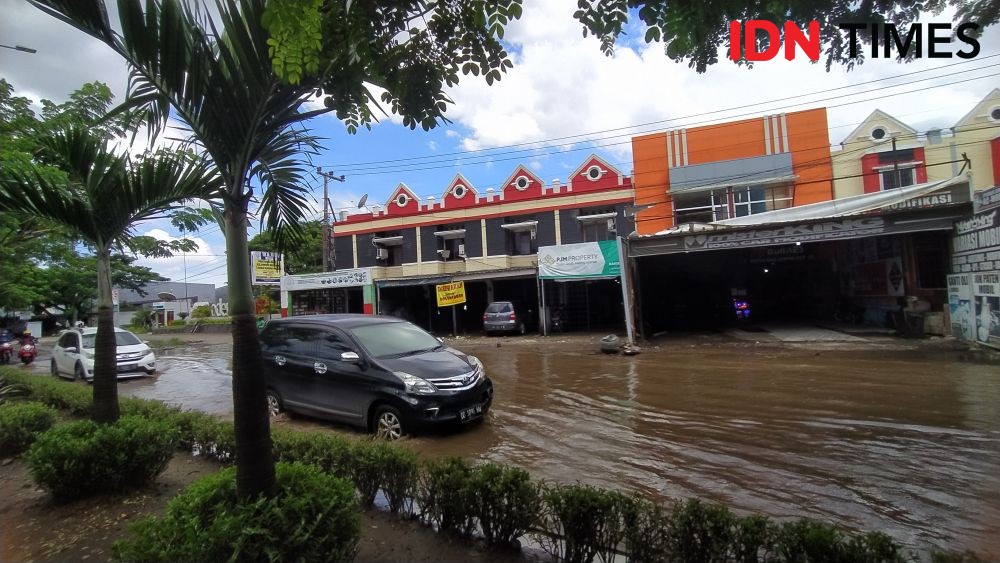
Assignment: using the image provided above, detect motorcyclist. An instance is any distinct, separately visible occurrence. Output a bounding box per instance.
[20,329,36,346]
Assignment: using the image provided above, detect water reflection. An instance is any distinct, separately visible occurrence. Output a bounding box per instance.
[112,339,1000,557]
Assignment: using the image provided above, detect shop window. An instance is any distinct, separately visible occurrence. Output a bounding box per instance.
[880,167,916,190]
[510,230,533,255]
[674,184,793,224]
[578,208,616,242]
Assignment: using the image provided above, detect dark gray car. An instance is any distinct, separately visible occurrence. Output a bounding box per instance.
[482,301,534,335]
[260,314,493,440]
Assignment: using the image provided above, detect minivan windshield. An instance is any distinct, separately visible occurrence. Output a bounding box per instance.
[350,322,441,358]
[82,331,142,349]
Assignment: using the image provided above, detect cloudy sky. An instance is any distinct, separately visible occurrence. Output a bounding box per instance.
[2,0,998,288]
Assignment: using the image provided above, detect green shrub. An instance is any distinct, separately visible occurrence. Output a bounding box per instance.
[169,319,186,327]
[931,550,992,563]
[2,370,92,416]
[843,531,907,563]
[190,305,212,319]
[188,418,235,463]
[622,497,671,563]
[775,519,846,562]
[349,440,391,507]
[419,457,475,536]
[539,484,630,563]
[467,463,543,547]
[667,499,734,563]
[0,374,30,405]
[272,428,353,474]
[0,401,57,455]
[112,462,361,563]
[376,443,419,514]
[27,416,177,501]
[731,514,777,563]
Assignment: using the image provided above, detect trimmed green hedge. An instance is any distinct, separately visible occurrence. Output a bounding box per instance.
[0,401,57,455]
[1,367,988,562]
[112,462,360,563]
[27,416,177,501]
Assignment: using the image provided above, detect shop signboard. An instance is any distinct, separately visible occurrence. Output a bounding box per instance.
[952,209,1000,274]
[973,271,1000,345]
[538,240,621,279]
[948,274,974,340]
[283,268,372,291]
[250,251,282,285]
[435,281,466,307]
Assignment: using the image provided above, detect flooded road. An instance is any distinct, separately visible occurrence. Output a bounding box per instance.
[68,335,1000,557]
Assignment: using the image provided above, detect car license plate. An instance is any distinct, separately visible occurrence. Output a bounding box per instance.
[118,363,136,371]
[459,404,483,422]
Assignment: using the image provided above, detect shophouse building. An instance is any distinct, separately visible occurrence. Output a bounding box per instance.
[627,103,983,336]
[283,155,635,334]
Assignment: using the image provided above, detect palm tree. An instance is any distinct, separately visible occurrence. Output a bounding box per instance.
[0,125,220,423]
[31,0,322,497]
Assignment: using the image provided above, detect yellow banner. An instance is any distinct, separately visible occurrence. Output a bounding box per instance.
[435,281,466,307]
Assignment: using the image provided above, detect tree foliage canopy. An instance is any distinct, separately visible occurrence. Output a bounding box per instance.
[262,0,522,132]
[574,0,1000,72]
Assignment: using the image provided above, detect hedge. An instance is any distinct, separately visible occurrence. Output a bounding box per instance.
[1,368,988,563]
[0,401,57,455]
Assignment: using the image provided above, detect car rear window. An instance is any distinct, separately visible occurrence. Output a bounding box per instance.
[81,331,142,349]
[486,302,513,313]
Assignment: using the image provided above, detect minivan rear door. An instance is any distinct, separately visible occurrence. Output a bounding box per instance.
[260,324,321,410]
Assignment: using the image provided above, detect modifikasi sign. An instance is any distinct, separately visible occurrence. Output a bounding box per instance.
[538,241,621,280]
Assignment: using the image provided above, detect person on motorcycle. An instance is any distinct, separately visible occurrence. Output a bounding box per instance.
[20,330,36,346]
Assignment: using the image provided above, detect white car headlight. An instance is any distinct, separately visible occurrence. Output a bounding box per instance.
[394,371,437,395]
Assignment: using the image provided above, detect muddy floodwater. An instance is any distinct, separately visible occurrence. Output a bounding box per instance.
[112,336,999,557]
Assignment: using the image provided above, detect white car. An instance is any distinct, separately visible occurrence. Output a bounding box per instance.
[51,327,156,381]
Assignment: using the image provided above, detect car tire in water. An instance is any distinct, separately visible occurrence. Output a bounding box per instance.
[75,362,86,381]
[373,405,405,441]
[51,359,59,377]
[266,388,283,417]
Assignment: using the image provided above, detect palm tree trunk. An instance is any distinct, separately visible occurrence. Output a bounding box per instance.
[92,246,119,423]
[225,195,276,498]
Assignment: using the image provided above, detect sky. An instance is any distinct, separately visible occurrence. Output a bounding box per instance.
[2,0,999,289]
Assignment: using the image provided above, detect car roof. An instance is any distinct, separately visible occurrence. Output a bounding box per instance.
[74,327,130,335]
[266,314,406,330]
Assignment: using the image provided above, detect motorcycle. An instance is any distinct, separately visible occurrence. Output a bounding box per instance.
[18,338,37,365]
[0,339,12,365]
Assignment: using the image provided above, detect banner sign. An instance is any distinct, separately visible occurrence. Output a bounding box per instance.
[973,271,1000,345]
[538,240,621,279]
[251,251,282,286]
[948,274,974,340]
[632,214,960,257]
[436,281,466,307]
[283,268,372,292]
[952,209,1000,274]
[975,185,1000,211]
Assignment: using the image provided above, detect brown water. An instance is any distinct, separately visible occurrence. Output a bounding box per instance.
[112,337,1000,557]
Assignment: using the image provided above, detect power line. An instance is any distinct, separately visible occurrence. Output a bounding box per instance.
[323,57,1000,171]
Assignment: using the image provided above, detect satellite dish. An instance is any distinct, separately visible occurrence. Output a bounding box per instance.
[357,194,368,208]
[157,292,177,301]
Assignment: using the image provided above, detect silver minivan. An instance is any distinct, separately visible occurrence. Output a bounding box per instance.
[482,301,533,335]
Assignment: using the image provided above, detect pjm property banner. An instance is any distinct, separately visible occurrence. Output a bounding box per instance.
[538,240,620,280]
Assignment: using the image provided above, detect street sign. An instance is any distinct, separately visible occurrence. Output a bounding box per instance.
[435,281,466,307]
[112,289,119,306]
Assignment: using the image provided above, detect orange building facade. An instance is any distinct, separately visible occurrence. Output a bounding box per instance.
[631,108,834,235]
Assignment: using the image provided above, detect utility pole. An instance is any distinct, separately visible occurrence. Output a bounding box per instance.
[316,168,345,272]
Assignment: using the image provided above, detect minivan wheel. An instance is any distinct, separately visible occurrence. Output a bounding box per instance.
[51,359,59,377]
[75,362,86,381]
[266,389,283,417]
[373,405,404,441]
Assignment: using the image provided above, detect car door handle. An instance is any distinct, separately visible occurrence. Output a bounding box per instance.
[314,362,327,374]
[274,355,286,366]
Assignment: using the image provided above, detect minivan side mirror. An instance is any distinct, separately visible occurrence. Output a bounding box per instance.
[65,346,78,354]
[340,351,361,364]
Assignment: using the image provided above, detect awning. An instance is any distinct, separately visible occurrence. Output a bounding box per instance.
[376,275,451,288]
[711,175,968,227]
[672,174,798,195]
[501,221,538,232]
[576,212,617,223]
[372,235,404,246]
[433,229,466,239]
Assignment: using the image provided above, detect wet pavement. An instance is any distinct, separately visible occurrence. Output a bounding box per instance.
[27,332,1000,557]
